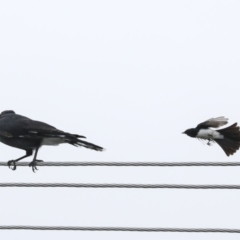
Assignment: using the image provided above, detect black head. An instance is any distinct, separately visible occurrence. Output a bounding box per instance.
[182,128,198,138]
[0,110,15,117]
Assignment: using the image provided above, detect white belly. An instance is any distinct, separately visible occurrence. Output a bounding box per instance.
[197,129,224,139]
[41,138,65,146]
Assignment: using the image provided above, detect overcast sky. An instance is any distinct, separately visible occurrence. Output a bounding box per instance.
[0,1,240,239]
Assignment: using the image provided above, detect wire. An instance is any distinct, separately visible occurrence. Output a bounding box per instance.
[0,226,239,233]
[0,183,240,189]
[1,161,240,167]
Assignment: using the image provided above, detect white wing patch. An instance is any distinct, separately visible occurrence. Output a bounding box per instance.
[29,131,38,134]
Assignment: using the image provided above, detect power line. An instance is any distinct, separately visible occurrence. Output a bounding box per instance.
[1,161,240,167]
[0,226,239,233]
[0,183,240,189]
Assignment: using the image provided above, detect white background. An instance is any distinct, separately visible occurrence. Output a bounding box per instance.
[0,1,240,239]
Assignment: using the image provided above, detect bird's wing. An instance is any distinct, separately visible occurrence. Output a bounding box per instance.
[22,120,86,139]
[23,120,64,136]
[0,131,13,138]
[2,119,63,139]
[0,114,85,139]
[196,117,228,129]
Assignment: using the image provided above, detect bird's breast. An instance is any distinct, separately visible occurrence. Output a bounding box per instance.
[197,129,224,139]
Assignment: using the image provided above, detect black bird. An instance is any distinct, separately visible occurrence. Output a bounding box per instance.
[0,110,104,172]
[183,117,240,156]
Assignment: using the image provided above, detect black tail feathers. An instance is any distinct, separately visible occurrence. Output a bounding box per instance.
[74,139,104,151]
[217,123,240,141]
[215,138,240,156]
[65,135,104,151]
[215,123,240,156]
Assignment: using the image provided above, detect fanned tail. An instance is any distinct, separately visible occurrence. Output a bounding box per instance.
[215,138,240,156]
[215,123,240,156]
[217,123,240,141]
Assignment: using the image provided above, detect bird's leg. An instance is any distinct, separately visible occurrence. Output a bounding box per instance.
[207,139,212,146]
[29,147,43,172]
[8,150,33,171]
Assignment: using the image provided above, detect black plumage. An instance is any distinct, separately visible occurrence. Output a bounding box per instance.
[183,117,240,156]
[0,110,104,171]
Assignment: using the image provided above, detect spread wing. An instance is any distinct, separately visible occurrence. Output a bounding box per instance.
[196,116,228,129]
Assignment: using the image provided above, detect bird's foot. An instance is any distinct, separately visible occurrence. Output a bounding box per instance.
[7,160,17,170]
[207,140,212,146]
[29,160,44,172]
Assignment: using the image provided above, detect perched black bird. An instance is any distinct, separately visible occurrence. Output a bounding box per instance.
[0,110,104,172]
[183,117,240,156]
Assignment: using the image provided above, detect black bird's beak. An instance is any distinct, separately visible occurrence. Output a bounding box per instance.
[182,132,185,134]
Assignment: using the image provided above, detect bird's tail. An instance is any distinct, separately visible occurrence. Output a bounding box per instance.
[215,123,240,156]
[65,135,104,151]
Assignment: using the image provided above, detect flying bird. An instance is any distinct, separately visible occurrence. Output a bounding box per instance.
[182,116,240,156]
[0,110,104,172]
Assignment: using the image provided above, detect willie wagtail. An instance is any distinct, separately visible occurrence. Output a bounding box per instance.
[0,110,104,171]
[183,116,240,156]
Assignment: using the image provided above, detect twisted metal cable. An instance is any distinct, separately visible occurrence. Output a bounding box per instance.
[0,183,240,189]
[0,226,239,233]
[1,161,240,167]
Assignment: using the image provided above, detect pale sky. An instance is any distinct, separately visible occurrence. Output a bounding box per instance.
[0,1,240,239]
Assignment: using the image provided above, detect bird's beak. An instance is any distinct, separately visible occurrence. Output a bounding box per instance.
[182,132,185,134]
